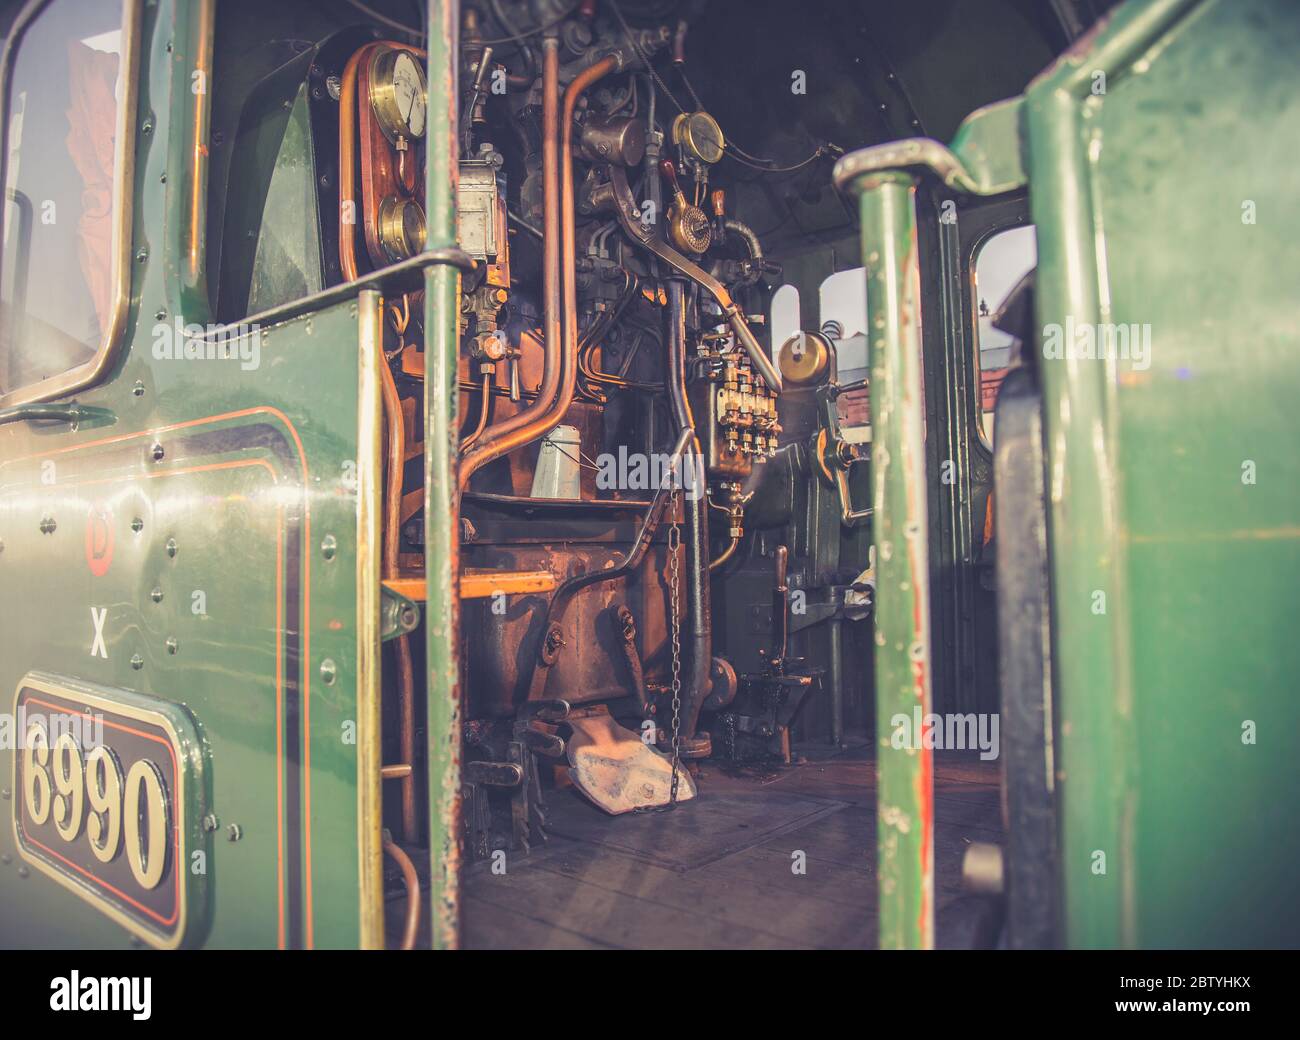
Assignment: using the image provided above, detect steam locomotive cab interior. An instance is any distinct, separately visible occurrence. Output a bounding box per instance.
[199,0,1079,947]
[6,0,1298,955]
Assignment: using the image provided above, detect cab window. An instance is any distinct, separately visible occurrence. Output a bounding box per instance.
[0,0,130,402]
[973,224,1037,443]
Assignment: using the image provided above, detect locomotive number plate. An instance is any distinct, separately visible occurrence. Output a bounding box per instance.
[11,675,195,947]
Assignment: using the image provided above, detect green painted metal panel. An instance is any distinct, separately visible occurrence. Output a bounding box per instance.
[1025,0,1300,946]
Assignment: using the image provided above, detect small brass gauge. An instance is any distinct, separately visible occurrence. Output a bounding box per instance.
[672,110,725,164]
[378,196,427,261]
[369,48,427,142]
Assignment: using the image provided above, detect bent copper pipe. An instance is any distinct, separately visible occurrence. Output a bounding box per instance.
[460,371,493,451]
[340,40,426,842]
[383,837,421,950]
[561,55,623,421]
[458,37,562,485]
[710,535,740,570]
[459,50,622,488]
[380,351,417,838]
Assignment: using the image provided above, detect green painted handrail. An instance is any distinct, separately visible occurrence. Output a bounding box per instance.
[0,403,112,427]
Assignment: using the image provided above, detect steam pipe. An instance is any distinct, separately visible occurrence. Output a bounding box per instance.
[458,36,562,485]
[604,165,782,392]
[460,46,620,488]
[666,280,713,745]
[383,837,421,950]
[723,217,762,261]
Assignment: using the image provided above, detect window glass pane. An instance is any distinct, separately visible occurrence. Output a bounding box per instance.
[974,225,1036,442]
[819,268,870,433]
[769,282,800,359]
[1,0,124,396]
[818,267,867,341]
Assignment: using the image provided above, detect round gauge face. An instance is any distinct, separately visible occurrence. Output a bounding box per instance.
[392,52,426,138]
[379,197,426,261]
[401,199,427,254]
[683,112,724,164]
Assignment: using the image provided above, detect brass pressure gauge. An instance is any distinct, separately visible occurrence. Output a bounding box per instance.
[378,196,427,261]
[672,110,725,164]
[369,48,427,142]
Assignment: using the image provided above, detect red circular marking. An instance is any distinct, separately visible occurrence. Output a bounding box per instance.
[85,503,115,577]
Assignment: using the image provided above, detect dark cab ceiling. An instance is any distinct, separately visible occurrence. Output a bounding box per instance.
[640,0,1119,259]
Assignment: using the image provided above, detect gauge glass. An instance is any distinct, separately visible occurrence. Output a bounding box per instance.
[676,111,725,164]
[689,113,724,163]
[392,51,426,138]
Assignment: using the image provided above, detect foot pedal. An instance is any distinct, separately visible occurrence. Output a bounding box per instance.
[565,714,697,815]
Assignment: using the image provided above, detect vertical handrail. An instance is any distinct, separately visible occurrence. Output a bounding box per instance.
[424,0,462,951]
[857,173,935,949]
[356,289,386,949]
[834,95,1029,952]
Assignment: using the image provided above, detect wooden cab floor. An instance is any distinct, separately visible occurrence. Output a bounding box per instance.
[449,738,1002,949]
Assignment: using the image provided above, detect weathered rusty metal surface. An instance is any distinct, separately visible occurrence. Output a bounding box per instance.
[461,542,673,715]
[424,0,463,951]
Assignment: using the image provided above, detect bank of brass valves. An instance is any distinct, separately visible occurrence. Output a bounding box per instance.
[716,353,780,460]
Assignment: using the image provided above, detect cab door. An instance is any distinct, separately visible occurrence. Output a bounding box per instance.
[0,0,383,949]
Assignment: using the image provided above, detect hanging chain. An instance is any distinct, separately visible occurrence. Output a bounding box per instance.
[637,487,684,815]
[665,488,683,808]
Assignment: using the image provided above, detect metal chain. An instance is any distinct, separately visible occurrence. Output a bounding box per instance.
[666,489,683,808]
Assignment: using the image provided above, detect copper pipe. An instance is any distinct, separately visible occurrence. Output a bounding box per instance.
[338,45,371,284]
[458,37,563,485]
[383,838,421,950]
[560,55,624,416]
[378,245,416,845]
[380,368,405,576]
[710,535,740,570]
[460,372,493,451]
[340,40,427,845]
[458,50,623,487]
[381,764,413,779]
[395,633,418,839]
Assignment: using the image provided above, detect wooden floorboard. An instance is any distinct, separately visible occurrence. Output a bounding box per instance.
[461,743,1001,949]
[461,893,615,950]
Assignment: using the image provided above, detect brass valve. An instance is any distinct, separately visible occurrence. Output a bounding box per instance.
[659,158,711,254]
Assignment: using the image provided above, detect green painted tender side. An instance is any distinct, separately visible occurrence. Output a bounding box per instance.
[1025,0,1300,947]
[842,0,1300,949]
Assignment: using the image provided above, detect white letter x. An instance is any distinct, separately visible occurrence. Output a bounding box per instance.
[90,607,108,659]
